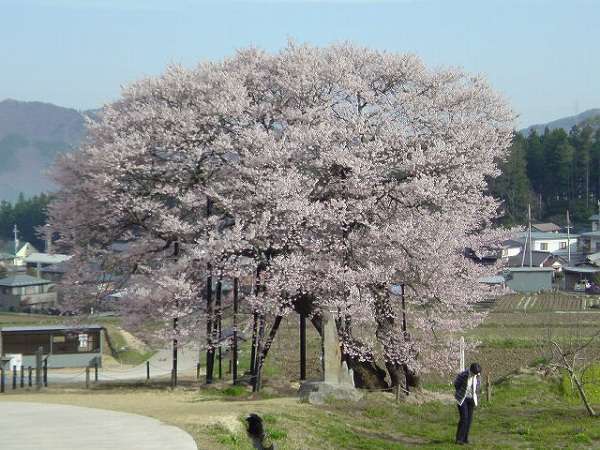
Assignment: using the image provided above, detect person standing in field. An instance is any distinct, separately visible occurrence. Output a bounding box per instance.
[454,362,481,445]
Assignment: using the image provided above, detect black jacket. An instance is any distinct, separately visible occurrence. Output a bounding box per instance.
[454,370,480,405]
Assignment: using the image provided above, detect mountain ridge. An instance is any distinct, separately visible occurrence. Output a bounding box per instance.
[1,98,600,202]
[521,108,600,135]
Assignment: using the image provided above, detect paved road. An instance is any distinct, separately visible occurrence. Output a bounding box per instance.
[0,402,198,450]
[48,343,201,384]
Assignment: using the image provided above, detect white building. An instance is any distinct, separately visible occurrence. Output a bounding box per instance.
[516,232,578,255]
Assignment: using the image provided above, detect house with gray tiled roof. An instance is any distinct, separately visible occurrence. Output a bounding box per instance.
[0,273,56,311]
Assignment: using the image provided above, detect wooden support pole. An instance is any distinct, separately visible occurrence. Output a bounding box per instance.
[205,272,214,385]
[486,373,491,403]
[85,367,90,389]
[232,277,239,385]
[35,347,42,390]
[205,197,215,385]
[20,365,24,388]
[172,317,178,388]
[43,358,48,387]
[216,279,222,380]
[146,361,150,382]
[94,361,98,383]
[28,366,32,387]
[300,314,306,381]
[401,283,410,394]
[0,367,4,393]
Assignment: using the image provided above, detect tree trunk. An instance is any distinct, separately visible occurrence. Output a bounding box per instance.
[254,315,282,392]
[374,292,421,390]
[292,293,391,389]
[311,313,389,389]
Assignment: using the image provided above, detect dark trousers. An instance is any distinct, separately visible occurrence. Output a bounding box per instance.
[456,398,475,443]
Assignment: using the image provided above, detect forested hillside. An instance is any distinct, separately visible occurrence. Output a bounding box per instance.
[490,124,600,227]
[0,193,51,251]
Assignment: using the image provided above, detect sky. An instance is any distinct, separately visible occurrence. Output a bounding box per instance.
[0,0,598,128]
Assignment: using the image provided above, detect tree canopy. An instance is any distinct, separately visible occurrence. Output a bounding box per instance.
[48,43,514,386]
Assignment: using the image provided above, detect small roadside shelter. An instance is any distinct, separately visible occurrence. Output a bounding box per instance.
[0,325,104,369]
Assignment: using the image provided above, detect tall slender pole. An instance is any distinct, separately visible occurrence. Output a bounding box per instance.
[172,241,179,388]
[216,279,222,380]
[232,278,239,384]
[172,317,178,388]
[528,204,533,268]
[300,314,306,381]
[567,209,571,265]
[205,272,214,384]
[401,283,410,393]
[205,196,215,384]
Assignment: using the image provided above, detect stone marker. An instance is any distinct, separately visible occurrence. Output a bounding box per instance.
[298,310,363,405]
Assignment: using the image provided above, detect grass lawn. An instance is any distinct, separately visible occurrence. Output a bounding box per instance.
[3,293,600,448]
[3,371,600,449]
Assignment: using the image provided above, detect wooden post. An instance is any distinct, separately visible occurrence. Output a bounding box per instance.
[401,283,410,394]
[205,197,215,385]
[94,361,98,383]
[172,318,178,388]
[300,314,306,381]
[12,365,16,389]
[146,361,150,382]
[216,279,222,380]
[172,241,179,388]
[395,384,400,403]
[486,373,491,403]
[28,366,32,387]
[0,367,4,393]
[35,347,42,390]
[20,365,24,388]
[232,277,239,385]
[43,358,48,387]
[196,363,201,380]
[205,272,214,385]
[85,367,90,389]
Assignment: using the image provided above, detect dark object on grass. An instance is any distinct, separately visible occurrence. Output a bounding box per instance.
[246,413,275,450]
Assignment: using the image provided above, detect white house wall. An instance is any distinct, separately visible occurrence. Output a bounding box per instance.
[533,239,577,253]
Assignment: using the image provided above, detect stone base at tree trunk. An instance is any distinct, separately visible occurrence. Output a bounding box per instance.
[298,381,364,405]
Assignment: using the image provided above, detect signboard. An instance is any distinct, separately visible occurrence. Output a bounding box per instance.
[5,353,22,370]
[78,334,89,350]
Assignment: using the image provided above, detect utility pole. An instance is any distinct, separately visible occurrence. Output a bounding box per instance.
[13,224,19,254]
[528,204,533,268]
[566,210,572,265]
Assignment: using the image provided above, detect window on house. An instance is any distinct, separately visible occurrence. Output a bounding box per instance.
[560,242,567,249]
[540,243,548,251]
[596,242,600,252]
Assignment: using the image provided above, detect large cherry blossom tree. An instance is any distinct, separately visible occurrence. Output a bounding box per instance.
[48,43,514,388]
